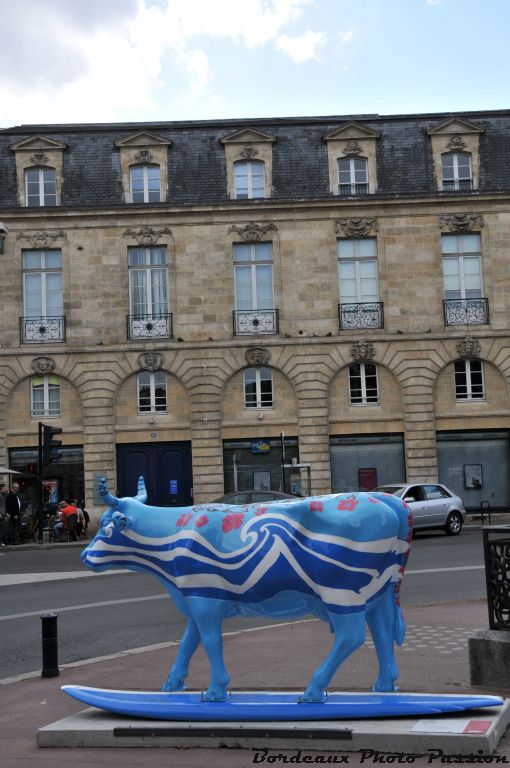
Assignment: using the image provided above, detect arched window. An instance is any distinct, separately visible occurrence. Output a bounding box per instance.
[25,167,56,207]
[31,375,60,417]
[244,367,273,408]
[130,165,161,203]
[349,362,379,405]
[234,160,265,199]
[454,359,484,400]
[441,153,472,191]
[137,371,167,412]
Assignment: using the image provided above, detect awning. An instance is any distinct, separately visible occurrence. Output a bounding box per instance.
[0,466,22,475]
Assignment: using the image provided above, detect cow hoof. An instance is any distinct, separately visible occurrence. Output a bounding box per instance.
[161,681,187,692]
[202,690,230,702]
[372,682,399,693]
[300,689,328,703]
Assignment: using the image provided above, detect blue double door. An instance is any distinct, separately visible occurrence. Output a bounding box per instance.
[116,441,193,507]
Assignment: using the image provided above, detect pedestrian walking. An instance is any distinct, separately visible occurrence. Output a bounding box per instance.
[6,482,21,545]
[0,483,8,546]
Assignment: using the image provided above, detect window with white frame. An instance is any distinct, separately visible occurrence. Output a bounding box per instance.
[454,359,484,400]
[234,161,265,199]
[338,157,368,195]
[244,367,273,408]
[349,363,379,405]
[129,165,161,203]
[25,167,57,207]
[441,153,472,192]
[137,371,167,412]
[128,247,168,317]
[338,239,379,304]
[442,234,482,300]
[234,242,274,310]
[31,375,61,417]
[23,250,63,318]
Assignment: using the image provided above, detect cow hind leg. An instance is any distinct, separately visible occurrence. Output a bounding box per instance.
[302,611,365,702]
[161,619,200,692]
[188,598,230,702]
[366,586,400,692]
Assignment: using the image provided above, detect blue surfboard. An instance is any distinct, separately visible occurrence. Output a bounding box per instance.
[62,686,504,721]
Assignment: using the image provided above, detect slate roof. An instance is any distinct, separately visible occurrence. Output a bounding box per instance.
[1,110,510,209]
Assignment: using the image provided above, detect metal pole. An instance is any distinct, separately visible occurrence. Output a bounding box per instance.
[37,422,44,542]
[41,612,60,678]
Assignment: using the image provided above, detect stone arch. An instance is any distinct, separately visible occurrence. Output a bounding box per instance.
[328,359,404,432]
[221,360,298,430]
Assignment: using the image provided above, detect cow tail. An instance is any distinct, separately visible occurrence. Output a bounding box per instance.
[394,496,412,646]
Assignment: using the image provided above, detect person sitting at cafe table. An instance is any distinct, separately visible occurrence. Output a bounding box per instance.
[53,500,77,542]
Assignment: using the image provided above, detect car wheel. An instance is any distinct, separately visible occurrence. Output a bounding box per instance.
[444,511,463,536]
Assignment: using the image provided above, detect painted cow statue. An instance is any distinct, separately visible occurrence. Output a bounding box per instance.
[82,477,412,702]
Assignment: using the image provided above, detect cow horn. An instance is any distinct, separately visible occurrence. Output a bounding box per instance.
[135,475,148,503]
[98,476,120,508]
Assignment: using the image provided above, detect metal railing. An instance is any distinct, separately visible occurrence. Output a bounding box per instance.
[338,183,369,197]
[127,313,172,340]
[443,298,489,326]
[339,302,384,330]
[442,179,473,192]
[20,316,66,343]
[233,309,279,336]
[483,526,510,630]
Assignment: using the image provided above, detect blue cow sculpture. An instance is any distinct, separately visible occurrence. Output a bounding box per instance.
[82,477,412,702]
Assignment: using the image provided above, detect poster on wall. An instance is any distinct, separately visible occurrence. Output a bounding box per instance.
[464,464,483,489]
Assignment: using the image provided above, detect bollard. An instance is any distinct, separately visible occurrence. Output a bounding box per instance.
[41,612,60,678]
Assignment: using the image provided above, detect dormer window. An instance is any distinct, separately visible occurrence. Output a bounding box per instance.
[220,128,275,200]
[338,157,368,196]
[324,122,380,196]
[25,167,57,207]
[130,165,161,203]
[234,160,265,199]
[428,117,483,192]
[441,153,472,192]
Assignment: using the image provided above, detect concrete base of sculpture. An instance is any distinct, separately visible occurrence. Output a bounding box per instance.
[38,693,510,755]
[469,629,510,688]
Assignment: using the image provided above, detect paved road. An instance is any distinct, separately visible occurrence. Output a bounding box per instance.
[0,527,489,680]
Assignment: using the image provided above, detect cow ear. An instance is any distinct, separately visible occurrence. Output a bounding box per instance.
[112,511,129,531]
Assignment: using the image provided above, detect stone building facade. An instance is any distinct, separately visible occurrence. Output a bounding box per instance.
[0,109,509,520]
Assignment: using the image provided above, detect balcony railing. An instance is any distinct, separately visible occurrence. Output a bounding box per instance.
[127,313,172,340]
[339,302,384,330]
[338,183,369,197]
[442,179,473,192]
[443,298,489,326]
[20,316,66,343]
[233,309,279,336]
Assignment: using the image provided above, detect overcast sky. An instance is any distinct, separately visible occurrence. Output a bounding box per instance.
[1,0,508,128]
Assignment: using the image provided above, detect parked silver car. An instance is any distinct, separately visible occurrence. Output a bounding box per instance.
[374,483,466,535]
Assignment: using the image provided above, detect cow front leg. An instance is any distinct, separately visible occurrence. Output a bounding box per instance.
[366,586,401,692]
[302,612,365,702]
[189,598,230,702]
[161,619,200,692]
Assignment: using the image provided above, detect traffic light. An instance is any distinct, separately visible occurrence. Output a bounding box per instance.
[42,424,62,465]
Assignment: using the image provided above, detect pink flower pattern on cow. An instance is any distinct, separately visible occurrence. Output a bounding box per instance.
[195,515,209,528]
[337,497,359,512]
[255,506,268,516]
[222,512,245,533]
[310,500,323,512]
[176,512,193,527]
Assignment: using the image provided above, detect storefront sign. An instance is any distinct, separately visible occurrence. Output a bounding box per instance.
[251,440,270,454]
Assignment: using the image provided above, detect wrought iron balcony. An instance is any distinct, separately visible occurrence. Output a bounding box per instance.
[443,298,489,326]
[339,302,384,330]
[127,313,172,340]
[20,316,66,343]
[442,179,473,192]
[338,183,369,197]
[233,309,279,336]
